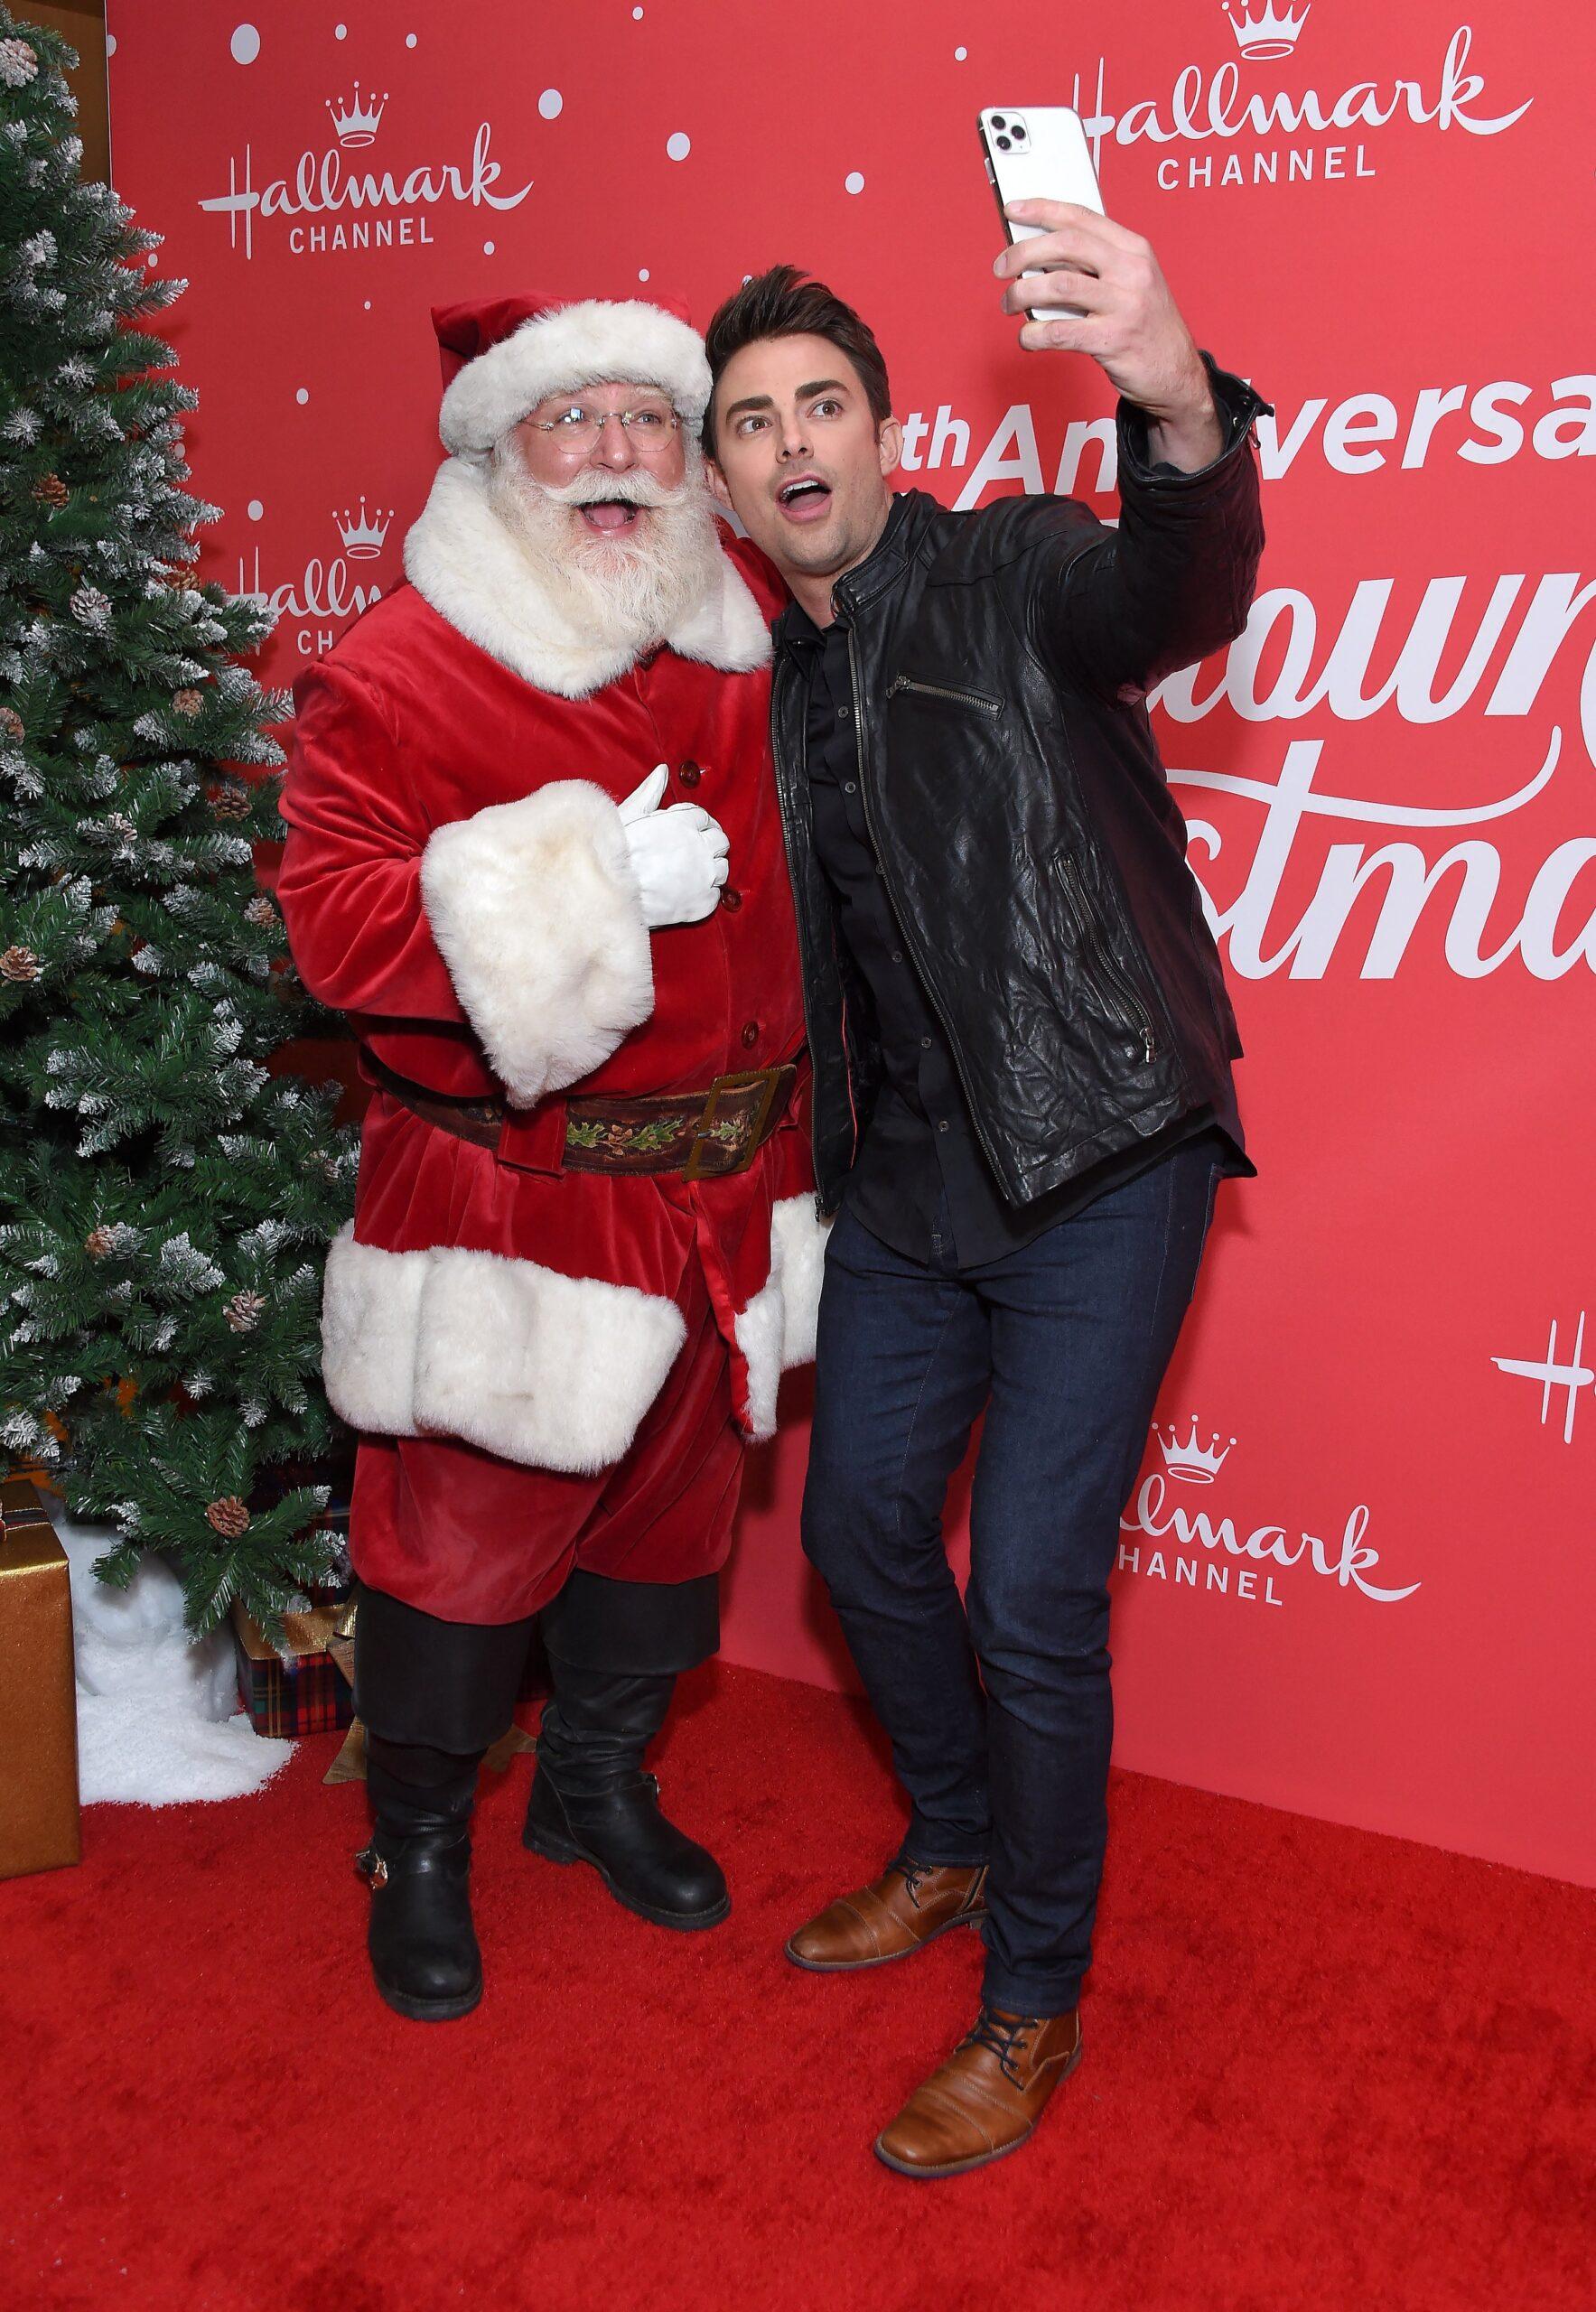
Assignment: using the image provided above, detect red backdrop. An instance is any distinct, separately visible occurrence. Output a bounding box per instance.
[106,0,1596,1886]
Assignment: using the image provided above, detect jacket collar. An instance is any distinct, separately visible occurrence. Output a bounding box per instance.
[774,489,932,656]
[404,455,772,701]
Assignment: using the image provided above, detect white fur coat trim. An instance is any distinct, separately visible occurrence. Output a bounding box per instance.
[420,778,655,1108]
[439,300,714,457]
[404,456,771,701]
[734,1195,832,1442]
[321,1226,689,1475]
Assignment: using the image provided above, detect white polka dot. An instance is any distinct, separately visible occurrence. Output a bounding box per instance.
[638,267,650,282]
[633,5,644,15]
[105,33,117,55]
[845,171,865,194]
[538,89,562,119]
[295,388,309,406]
[955,46,967,61]
[406,32,417,47]
[362,299,371,311]
[146,250,159,266]
[666,131,691,161]
[335,22,347,38]
[247,499,264,521]
[483,240,495,255]
[230,23,260,65]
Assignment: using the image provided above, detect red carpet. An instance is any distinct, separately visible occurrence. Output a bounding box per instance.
[3,1662,1591,2312]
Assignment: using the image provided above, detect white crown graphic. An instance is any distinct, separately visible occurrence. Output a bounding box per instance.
[324,82,387,147]
[1220,0,1310,60]
[334,497,394,558]
[1155,1416,1236,1486]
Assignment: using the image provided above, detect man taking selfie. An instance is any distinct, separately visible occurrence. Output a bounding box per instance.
[702,200,1269,2177]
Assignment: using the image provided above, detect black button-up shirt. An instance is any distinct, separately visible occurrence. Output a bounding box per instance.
[787,546,1246,1271]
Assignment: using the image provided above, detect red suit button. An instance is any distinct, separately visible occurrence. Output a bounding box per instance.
[721,887,742,911]
[678,761,702,788]
[741,1021,760,1049]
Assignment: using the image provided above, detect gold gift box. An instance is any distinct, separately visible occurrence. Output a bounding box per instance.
[0,1477,81,1879]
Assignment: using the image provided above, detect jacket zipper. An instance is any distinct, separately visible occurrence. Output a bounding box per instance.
[770,659,857,1191]
[847,633,1015,1186]
[1053,853,1159,1064]
[886,674,1003,718]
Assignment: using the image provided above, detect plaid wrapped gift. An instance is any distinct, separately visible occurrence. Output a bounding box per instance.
[0,1477,80,1878]
[231,1600,356,1738]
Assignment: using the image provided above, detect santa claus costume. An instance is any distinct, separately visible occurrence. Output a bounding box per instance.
[277,293,821,2020]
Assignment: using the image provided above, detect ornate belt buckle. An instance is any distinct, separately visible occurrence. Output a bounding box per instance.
[683,1067,782,1181]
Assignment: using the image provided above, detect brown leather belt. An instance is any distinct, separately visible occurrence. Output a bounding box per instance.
[363,1052,798,1181]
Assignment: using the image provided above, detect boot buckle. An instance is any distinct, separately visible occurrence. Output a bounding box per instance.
[355,1842,389,1889]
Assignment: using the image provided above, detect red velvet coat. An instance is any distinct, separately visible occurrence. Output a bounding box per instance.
[277,459,821,1484]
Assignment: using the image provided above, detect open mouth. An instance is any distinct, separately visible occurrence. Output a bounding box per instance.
[576,499,647,535]
[776,476,833,524]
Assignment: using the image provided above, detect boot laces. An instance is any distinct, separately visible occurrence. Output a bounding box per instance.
[960,2007,1040,2088]
[891,1857,938,1909]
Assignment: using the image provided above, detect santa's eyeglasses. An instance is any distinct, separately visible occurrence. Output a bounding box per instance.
[524,404,683,452]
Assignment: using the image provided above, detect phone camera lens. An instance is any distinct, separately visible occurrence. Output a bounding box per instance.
[996,134,1012,150]
[1012,125,1027,140]
[991,115,1006,130]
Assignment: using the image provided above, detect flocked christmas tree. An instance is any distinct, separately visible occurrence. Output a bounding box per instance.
[0,11,358,1633]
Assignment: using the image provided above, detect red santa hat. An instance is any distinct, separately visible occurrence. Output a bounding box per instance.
[431,292,713,459]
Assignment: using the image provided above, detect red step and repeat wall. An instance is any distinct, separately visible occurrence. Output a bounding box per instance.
[106,1,1595,1885]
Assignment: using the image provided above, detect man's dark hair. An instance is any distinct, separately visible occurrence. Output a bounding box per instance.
[701,266,892,457]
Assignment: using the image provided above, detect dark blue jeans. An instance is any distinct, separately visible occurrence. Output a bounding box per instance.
[801,1137,1222,2017]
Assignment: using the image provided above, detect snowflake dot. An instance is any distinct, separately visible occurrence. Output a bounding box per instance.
[335,22,347,37]
[406,32,417,47]
[229,24,260,65]
[538,89,563,119]
[956,47,968,61]
[106,33,117,56]
[638,266,650,282]
[666,131,691,162]
[247,499,264,520]
[845,171,865,194]
[295,387,309,406]
[483,239,495,255]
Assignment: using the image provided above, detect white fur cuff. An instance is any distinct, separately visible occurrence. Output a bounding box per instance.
[322,1226,688,1474]
[420,779,654,1107]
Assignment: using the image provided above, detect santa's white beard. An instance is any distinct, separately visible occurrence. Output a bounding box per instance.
[485,445,725,661]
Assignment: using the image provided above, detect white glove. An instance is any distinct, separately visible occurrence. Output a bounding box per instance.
[618,764,731,929]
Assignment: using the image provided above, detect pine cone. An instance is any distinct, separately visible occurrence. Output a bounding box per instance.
[0,707,23,743]
[32,472,68,508]
[163,567,201,592]
[1,946,41,984]
[210,780,252,820]
[84,1226,115,1259]
[224,1290,267,1334]
[172,687,203,717]
[244,895,277,928]
[205,1497,250,1539]
[0,37,38,87]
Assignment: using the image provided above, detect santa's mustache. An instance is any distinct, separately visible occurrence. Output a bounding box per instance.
[532,466,692,511]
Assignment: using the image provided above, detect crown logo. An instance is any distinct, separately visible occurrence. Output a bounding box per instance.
[1155,1416,1236,1486]
[334,498,394,559]
[1220,0,1310,60]
[324,82,387,147]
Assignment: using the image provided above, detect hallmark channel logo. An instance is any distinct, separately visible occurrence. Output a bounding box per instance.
[1118,1416,1421,1608]
[198,74,532,261]
[1492,1312,1592,1444]
[1064,17,1532,198]
[230,502,394,656]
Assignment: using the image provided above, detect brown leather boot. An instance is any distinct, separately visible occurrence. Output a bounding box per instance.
[873,2005,1083,2177]
[784,1858,989,1972]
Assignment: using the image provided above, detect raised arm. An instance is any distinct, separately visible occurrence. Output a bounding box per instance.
[994,200,1271,699]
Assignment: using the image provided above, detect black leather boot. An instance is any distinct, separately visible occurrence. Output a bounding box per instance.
[359,1741,483,2021]
[353,1587,536,2021]
[523,1571,728,1931]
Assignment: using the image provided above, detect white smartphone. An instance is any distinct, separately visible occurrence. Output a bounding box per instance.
[978,106,1105,323]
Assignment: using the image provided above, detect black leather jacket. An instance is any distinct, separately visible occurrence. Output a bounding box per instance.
[770,359,1270,1215]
